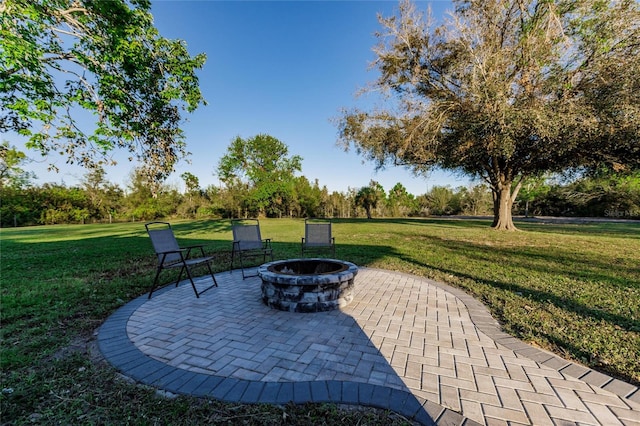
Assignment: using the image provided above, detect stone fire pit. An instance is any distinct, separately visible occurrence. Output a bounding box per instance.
[257,258,358,312]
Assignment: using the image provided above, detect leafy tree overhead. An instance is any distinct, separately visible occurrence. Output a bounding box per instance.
[217,134,302,217]
[1,0,206,185]
[338,0,640,230]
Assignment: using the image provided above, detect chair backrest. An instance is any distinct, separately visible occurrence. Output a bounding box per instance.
[305,219,332,246]
[231,219,264,250]
[145,222,182,265]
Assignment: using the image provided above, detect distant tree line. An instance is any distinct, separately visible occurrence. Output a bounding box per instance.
[1,166,638,227]
[518,171,640,219]
[2,136,638,227]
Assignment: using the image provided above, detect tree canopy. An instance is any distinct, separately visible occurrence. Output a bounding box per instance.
[1,0,206,185]
[218,134,303,217]
[338,0,640,229]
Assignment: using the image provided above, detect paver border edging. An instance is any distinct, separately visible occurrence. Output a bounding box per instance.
[383,268,640,404]
[97,275,482,426]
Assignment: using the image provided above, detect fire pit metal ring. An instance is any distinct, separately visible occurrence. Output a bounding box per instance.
[257,258,358,312]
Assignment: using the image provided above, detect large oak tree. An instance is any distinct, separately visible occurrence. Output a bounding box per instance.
[1,0,206,185]
[339,0,640,229]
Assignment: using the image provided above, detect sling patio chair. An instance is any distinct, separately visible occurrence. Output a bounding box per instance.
[145,221,218,299]
[301,218,335,257]
[229,219,273,278]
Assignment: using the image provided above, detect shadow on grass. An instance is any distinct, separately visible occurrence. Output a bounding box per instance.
[406,248,639,331]
[516,220,640,239]
[414,233,639,291]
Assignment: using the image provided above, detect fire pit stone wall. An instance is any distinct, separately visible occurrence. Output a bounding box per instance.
[257,258,358,313]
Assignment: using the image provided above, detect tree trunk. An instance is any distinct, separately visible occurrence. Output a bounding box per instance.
[491,183,518,231]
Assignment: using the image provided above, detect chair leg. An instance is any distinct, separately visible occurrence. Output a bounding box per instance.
[175,266,186,287]
[150,261,218,299]
[229,248,235,273]
[239,253,246,279]
[232,250,267,279]
[182,266,200,298]
[206,262,218,287]
[239,252,257,279]
[194,262,218,297]
[148,267,163,299]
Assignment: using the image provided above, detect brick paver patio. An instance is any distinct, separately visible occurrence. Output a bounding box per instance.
[98,267,640,425]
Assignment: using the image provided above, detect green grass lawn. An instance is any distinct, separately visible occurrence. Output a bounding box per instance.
[1,218,638,423]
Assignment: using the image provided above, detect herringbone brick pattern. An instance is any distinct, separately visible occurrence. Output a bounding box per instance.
[124,268,639,425]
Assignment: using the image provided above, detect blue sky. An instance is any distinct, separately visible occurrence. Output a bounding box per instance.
[16,0,476,195]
